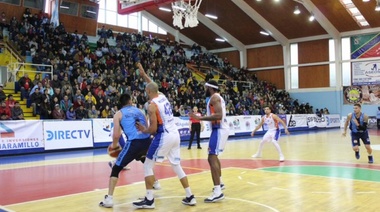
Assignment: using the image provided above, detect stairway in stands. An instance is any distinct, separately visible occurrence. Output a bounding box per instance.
[0,44,37,120]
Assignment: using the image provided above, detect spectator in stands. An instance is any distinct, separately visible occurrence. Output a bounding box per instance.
[0,84,6,102]
[50,74,61,89]
[0,101,11,119]
[88,105,99,118]
[75,105,88,119]
[39,97,51,119]
[52,104,65,119]
[66,106,76,120]
[60,95,73,113]
[30,87,43,116]
[101,105,113,118]
[0,12,9,29]
[85,92,97,105]
[22,8,32,22]
[18,73,33,101]
[11,101,24,120]
[6,94,16,109]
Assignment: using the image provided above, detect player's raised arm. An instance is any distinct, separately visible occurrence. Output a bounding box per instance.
[137,63,152,83]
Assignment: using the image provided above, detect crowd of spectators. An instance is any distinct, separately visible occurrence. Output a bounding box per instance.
[0,8,327,121]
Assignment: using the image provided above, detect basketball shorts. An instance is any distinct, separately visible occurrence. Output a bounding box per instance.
[147,130,181,164]
[209,128,229,155]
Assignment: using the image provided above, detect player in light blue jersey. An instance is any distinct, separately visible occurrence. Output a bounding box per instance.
[100,93,157,208]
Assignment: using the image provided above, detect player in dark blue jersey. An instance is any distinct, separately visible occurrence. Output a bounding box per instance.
[343,103,374,164]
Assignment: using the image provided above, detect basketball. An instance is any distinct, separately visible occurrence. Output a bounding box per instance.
[107,144,122,158]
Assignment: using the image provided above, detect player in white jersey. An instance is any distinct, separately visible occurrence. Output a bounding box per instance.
[189,80,229,203]
[251,106,289,162]
[133,63,196,209]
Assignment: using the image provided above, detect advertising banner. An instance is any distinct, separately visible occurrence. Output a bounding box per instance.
[286,114,308,128]
[174,116,191,141]
[0,120,43,151]
[92,118,113,143]
[307,114,327,128]
[325,114,341,128]
[343,85,380,104]
[352,61,380,86]
[43,120,93,150]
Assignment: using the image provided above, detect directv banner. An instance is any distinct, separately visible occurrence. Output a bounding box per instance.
[43,120,93,150]
[0,120,43,151]
[92,118,113,143]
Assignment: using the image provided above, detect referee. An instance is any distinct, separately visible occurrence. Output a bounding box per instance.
[188,106,203,149]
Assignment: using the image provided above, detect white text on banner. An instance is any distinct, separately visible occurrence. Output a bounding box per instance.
[325,114,341,128]
[92,118,113,143]
[0,120,44,151]
[307,114,327,128]
[43,121,93,150]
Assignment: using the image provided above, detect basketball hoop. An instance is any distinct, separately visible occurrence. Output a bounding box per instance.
[172,0,202,29]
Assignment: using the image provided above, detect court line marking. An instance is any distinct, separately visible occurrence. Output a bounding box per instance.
[118,195,280,212]
[5,167,221,207]
[0,205,15,212]
[232,166,380,185]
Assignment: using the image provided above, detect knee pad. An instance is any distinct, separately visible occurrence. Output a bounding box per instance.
[143,158,155,177]
[172,163,186,179]
[110,165,124,178]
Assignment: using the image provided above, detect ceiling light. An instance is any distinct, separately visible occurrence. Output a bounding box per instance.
[260,31,270,36]
[215,38,225,42]
[376,0,380,11]
[159,7,171,12]
[86,10,96,14]
[362,0,370,2]
[205,14,218,19]
[294,6,301,14]
[60,5,69,9]
[309,14,315,22]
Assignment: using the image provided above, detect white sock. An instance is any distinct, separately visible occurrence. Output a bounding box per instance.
[220,176,223,185]
[213,185,222,195]
[146,189,154,200]
[185,187,192,197]
[107,195,113,198]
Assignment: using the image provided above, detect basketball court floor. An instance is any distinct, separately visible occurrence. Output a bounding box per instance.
[1,129,380,212]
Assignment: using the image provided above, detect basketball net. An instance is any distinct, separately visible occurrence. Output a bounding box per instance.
[172,0,202,29]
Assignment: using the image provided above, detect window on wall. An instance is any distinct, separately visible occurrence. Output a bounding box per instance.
[24,0,44,10]
[60,1,78,16]
[97,0,167,34]
[341,37,351,86]
[0,0,20,5]
[329,39,336,87]
[81,5,98,20]
[290,43,299,89]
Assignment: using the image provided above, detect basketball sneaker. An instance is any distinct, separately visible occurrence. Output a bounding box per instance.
[182,195,197,206]
[251,154,262,158]
[355,151,360,159]
[99,195,113,208]
[204,193,224,203]
[212,184,225,191]
[153,180,161,190]
[279,155,285,162]
[133,197,155,209]
[368,155,374,164]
